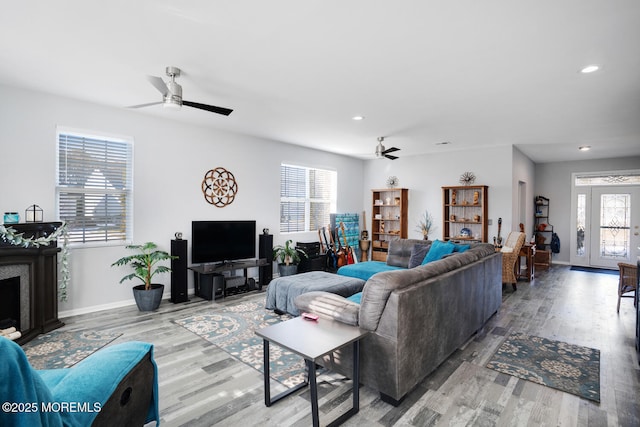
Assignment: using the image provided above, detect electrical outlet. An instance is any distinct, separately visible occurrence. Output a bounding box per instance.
[488,219,493,225]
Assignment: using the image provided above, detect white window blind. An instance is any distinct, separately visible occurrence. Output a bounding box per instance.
[280,164,336,233]
[56,130,133,244]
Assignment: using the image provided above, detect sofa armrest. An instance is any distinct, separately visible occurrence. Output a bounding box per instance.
[294,291,360,326]
[38,341,159,427]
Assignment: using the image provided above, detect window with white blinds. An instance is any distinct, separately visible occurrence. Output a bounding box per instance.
[280,164,337,233]
[56,129,133,244]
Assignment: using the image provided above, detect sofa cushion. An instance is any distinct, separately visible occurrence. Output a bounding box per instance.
[338,261,403,281]
[422,240,456,264]
[294,291,360,326]
[408,243,431,268]
[386,239,431,268]
[346,292,362,304]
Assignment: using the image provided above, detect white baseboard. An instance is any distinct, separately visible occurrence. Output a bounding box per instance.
[59,294,173,318]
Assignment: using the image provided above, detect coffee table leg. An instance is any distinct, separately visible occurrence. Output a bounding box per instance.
[307,359,319,427]
[352,340,360,411]
[326,340,360,427]
[263,339,271,406]
[263,339,309,407]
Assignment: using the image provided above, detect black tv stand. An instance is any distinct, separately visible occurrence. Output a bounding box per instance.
[189,258,269,299]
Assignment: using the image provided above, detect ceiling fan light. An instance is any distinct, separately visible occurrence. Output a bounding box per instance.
[163,96,182,110]
[580,65,599,74]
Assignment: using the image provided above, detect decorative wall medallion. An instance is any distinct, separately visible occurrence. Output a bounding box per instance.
[202,167,238,207]
[459,171,476,186]
[386,176,399,188]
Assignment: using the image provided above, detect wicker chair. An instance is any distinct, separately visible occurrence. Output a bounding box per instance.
[501,232,526,291]
[617,262,637,313]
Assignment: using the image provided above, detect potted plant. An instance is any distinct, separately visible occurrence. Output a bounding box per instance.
[111,242,176,311]
[272,239,307,277]
[416,210,436,240]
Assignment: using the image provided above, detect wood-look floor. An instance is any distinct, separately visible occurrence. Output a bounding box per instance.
[57,265,639,426]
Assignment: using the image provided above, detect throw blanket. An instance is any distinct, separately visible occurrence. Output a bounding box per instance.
[265,271,365,315]
[338,261,404,281]
[0,337,159,427]
[0,337,62,426]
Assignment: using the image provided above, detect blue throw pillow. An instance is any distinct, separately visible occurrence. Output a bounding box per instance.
[453,243,471,252]
[346,292,362,304]
[422,240,456,264]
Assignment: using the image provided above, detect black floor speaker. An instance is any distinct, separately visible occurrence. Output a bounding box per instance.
[258,233,273,289]
[171,239,188,303]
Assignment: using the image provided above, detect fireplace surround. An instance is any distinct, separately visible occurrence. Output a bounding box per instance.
[0,222,64,344]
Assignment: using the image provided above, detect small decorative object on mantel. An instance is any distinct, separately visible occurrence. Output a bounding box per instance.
[25,204,44,222]
[459,171,476,186]
[3,212,19,224]
[202,167,238,207]
[386,175,399,188]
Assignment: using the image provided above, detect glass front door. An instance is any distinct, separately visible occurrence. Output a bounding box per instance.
[589,187,640,268]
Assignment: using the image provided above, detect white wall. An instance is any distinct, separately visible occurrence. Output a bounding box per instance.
[535,156,640,264]
[362,145,516,243]
[8,82,632,314]
[512,146,536,239]
[0,84,364,315]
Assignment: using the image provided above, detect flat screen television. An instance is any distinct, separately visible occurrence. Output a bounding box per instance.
[192,220,256,264]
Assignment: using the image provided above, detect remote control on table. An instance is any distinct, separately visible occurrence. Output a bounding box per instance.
[302,312,319,321]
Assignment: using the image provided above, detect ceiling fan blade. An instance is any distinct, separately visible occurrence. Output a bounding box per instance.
[127,101,163,109]
[183,100,233,116]
[383,146,400,154]
[147,75,168,96]
[385,154,399,160]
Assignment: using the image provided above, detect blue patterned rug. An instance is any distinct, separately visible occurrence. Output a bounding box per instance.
[174,296,306,388]
[487,332,600,402]
[23,330,123,369]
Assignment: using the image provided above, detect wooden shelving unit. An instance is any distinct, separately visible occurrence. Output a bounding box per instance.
[442,185,488,243]
[371,188,408,261]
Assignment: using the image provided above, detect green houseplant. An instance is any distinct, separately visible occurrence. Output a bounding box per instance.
[272,239,307,277]
[111,242,176,311]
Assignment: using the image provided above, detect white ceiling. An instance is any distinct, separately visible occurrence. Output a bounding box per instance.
[2,1,639,163]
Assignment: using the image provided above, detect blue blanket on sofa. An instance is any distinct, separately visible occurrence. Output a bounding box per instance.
[337,261,404,281]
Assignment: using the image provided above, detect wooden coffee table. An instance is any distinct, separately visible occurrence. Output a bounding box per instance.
[255,316,368,427]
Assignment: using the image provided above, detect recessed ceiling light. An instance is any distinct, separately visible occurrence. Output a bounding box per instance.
[580,65,600,74]
[579,145,591,151]
[352,116,364,121]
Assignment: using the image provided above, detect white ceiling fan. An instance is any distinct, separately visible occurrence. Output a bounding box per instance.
[375,137,400,160]
[129,66,233,116]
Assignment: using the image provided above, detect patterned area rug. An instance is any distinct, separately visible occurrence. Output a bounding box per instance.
[23,330,123,369]
[487,332,600,402]
[174,296,306,388]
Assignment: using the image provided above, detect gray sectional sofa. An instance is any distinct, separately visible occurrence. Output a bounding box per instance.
[295,238,502,405]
